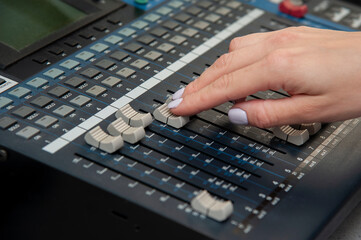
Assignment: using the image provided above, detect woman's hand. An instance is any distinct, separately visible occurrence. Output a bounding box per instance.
[168,26,361,128]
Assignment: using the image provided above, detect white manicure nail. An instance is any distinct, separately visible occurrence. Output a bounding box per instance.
[228,108,248,125]
[172,88,185,100]
[168,98,183,109]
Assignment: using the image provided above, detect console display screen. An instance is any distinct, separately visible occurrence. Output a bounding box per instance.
[0,0,86,51]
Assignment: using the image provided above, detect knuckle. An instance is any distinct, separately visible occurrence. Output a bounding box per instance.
[214,53,232,71]
[229,37,241,52]
[213,74,233,99]
[270,29,299,46]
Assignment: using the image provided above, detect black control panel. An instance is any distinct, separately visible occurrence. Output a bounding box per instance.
[1,1,361,240]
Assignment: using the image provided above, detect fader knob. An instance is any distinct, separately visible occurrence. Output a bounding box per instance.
[279,0,308,18]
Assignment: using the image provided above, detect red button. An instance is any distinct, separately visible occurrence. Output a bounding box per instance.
[279,0,308,18]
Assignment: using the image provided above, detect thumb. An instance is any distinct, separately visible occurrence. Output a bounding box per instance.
[228,96,321,128]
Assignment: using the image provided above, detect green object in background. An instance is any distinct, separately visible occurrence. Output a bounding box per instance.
[0,0,86,51]
[135,0,149,5]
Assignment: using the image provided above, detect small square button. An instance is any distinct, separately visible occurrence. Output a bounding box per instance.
[12,106,36,118]
[182,28,198,37]
[186,6,202,16]
[30,96,53,108]
[60,59,80,70]
[0,97,13,109]
[169,35,187,45]
[53,105,75,117]
[130,59,149,69]
[26,77,48,89]
[132,20,149,29]
[35,115,58,128]
[8,87,31,99]
[174,13,191,23]
[205,13,221,23]
[86,85,107,97]
[101,76,122,88]
[118,28,136,37]
[95,59,116,70]
[116,68,135,78]
[193,21,210,30]
[76,51,95,61]
[162,20,179,30]
[16,126,40,139]
[197,1,212,9]
[168,1,183,8]
[157,43,175,53]
[0,117,17,130]
[80,68,101,79]
[137,35,156,45]
[124,43,143,53]
[110,51,129,61]
[43,68,64,79]
[144,13,161,22]
[216,7,231,16]
[226,1,242,9]
[150,28,168,38]
[144,51,163,61]
[70,95,91,107]
[105,35,123,44]
[90,43,109,53]
[48,86,70,98]
[156,6,172,15]
[65,77,86,88]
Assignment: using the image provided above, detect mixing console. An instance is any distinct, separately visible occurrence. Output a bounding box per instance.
[1,0,361,240]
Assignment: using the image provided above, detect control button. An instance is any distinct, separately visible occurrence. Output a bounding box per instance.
[93,23,108,32]
[0,97,13,109]
[43,68,64,79]
[65,77,86,88]
[130,59,149,69]
[118,28,136,37]
[193,21,210,30]
[135,0,148,5]
[32,56,48,64]
[153,103,189,129]
[86,85,107,97]
[107,15,122,25]
[90,43,109,53]
[144,51,163,61]
[137,35,156,45]
[226,1,242,9]
[105,35,123,45]
[124,43,143,53]
[116,68,135,78]
[64,39,79,47]
[174,13,191,23]
[162,20,179,30]
[132,20,149,30]
[60,59,80,70]
[80,68,101,79]
[115,104,153,128]
[182,28,198,38]
[70,95,91,107]
[216,7,231,16]
[157,43,175,53]
[205,13,221,23]
[0,116,17,130]
[48,86,70,98]
[191,190,233,222]
[12,106,36,118]
[110,51,129,61]
[156,6,172,16]
[197,1,212,9]
[279,0,308,18]
[150,28,168,38]
[186,6,202,16]
[292,123,322,135]
[79,30,94,39]
[144,13,161,23]
[30,96,53,108]
[16,126,40,140]
[76,51,95,61]
[169,35,187,45]
[35,115,58,128]
[101,76,122,88]
[8,87,31,99]
[168,1,183,8]
[26,77,48,89]
[0,78,5,85]
[53,105,75,118]
[95,59,116,70]
[48,46,64,55]
[84,126,124,153]
[107,118,145,144]
[272,125,309,146]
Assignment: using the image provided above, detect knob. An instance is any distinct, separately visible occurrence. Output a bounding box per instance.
[279,0,308,18]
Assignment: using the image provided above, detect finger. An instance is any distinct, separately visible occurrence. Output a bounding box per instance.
[228,95,324,128]
[182,42,269,97]
[169,54,287,116]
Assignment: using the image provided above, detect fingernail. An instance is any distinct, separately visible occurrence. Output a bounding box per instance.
[228,108,248,125]
[168,98,183,109]
[172,88,185,100]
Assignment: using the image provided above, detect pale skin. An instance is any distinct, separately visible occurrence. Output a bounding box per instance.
[169,26,361,128]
